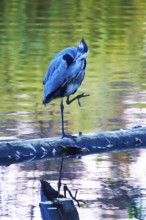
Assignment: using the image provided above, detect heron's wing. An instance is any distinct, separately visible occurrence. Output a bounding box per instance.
[43,47,77,85]
[43,47,78,104]
[54,47,77,60]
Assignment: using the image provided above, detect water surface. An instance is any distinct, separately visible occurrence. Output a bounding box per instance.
[0,0,146,219]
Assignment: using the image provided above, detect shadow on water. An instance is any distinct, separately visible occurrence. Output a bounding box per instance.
[39,155,146,220]
[39,159,146,220]
[40,179,80,220]
[98,180,145,220]
[1,149,146,220]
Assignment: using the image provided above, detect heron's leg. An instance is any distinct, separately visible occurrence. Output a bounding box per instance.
[60,99,65,137]
[60,99,77,139]
[58,158,64,196]
[66,93,90,106]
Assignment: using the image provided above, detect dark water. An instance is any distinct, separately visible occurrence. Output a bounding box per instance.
[0,0,146,219]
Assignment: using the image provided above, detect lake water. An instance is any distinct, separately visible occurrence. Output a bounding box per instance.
[0,0,146,219]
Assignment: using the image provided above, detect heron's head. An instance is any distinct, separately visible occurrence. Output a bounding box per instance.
[76,39,89,60]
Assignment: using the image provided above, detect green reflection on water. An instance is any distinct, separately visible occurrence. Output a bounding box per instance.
[0,0,146,138]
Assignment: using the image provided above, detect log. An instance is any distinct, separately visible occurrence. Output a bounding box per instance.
[0,126,146,166]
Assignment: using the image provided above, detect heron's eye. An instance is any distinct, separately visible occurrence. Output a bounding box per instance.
[63,54,73,67]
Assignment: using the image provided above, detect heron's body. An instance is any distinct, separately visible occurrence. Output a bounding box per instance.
[43,39,89,137]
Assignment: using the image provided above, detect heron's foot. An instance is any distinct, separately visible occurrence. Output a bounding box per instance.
[76,93,90,106]
[66,93,90,107]
[64,184,86,207]
[62,132,77,140]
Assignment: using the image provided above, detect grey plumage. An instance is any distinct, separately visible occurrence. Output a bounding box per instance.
[43,39,89,105]
[43,39,89,137]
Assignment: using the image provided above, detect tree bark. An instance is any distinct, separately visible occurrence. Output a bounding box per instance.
[0,126,146,166]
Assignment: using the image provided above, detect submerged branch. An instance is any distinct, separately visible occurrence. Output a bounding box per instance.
[0,126,146,166]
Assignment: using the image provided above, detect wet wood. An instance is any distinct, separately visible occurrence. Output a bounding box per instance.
[0,126,146,166]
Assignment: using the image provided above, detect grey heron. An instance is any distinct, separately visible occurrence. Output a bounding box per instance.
[43,39,89,138]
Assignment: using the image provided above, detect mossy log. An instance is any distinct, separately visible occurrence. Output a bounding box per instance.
[0,126,146,166]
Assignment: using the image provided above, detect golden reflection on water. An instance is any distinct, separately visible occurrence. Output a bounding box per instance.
[0,0,146,139]
[0,0,146,219]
